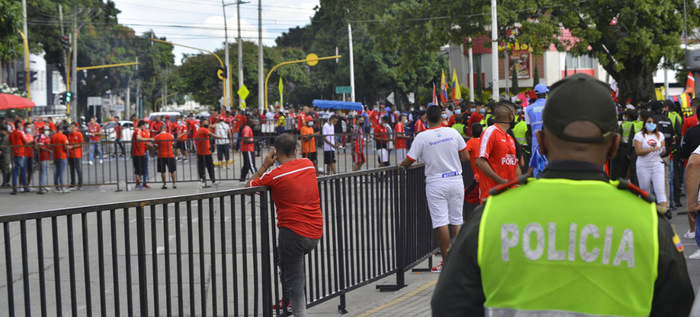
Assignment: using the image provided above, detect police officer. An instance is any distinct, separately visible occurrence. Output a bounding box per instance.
[525,83,549,177]
[432,74,694,316]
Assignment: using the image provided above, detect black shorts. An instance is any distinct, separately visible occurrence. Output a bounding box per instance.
[324,151,336,164]
[132,155,146,175]
[176,140,186,152]
[157,157,176,173]
[302,152,317,161]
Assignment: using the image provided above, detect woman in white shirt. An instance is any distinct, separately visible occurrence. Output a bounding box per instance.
[633,113,667,212]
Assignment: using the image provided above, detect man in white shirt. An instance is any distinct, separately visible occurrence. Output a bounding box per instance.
[399,106,470,272]
[215,120,232,167]
[323,115,339,175]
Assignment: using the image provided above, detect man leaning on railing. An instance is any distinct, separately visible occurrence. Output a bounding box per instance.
[246,133,323,316]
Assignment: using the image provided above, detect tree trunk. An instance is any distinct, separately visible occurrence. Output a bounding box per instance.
[615,60,655,105]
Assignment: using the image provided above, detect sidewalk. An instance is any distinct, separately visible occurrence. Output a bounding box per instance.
[308,258,440,317]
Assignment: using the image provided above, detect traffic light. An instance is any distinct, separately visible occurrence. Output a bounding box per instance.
[16,71,26,89]
[65,91,72,103]
[58,92,65,104]
[29,71,38,83]
[217,67,227,81]
[61,36,70,51]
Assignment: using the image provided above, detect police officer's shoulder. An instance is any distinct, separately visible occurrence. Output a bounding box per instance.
[615,178,657,204]
[489,175,530,197]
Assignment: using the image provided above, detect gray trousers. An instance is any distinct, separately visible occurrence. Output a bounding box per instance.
[278,227,319,317]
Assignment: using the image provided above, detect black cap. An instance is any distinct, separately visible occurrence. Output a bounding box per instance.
[543,74,617,144]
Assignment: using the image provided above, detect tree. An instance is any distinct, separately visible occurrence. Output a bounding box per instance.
[350,0,700,105]
[0,0,22,64]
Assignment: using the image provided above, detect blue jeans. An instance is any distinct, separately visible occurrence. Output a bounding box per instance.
[278,227,319,317]
[12,156,27,192]
[89,142,102,162]
[39,160,49,190]
[54,159,66,190]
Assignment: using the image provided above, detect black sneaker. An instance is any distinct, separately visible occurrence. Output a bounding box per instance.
[665,211,673,220]
[172,184,177,189]
[161,185,168,189]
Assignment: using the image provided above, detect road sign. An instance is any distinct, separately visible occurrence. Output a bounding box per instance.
[336,86,352,94]
[306,53,319,66]
[217,67,227,81]
[238,84,250,110]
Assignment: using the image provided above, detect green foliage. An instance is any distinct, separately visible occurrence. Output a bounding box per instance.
[0,0,22,61]
[350,0,699,105]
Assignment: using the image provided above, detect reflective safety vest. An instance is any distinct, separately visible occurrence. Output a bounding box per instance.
[481,113,494,127]
[620,121,635,144]
[478,178,658,317]
[452,123,466,137]
[633,120,643,134]
[512,120,528,147]
[668,111,681,130]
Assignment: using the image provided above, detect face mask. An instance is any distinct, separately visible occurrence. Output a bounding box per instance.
[25,128,32,134]
[307,122,313,127]
[202,124,209,128]
[645,123,657,131]
[479,108,486,114]
[409,108,414,112]
[442,114,447,119]
[455,110,461,115]
[43,131,49,136]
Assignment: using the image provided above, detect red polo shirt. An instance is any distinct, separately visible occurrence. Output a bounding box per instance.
[9,130,26,157]
[194,127,211,155]
[250,159,323,239]
[50,133,69,160]
[67,131,84,158]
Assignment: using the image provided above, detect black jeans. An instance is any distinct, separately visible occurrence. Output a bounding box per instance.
[240,151,257,180]
[278,227,319,317]
[196,154,215,182]
[68,157,83,186]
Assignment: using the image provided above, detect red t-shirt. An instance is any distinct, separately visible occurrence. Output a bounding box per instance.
[155,132,175,158]
[88,122,101,142]
[36,134,51,161]
[132,128,150,156]
[68,131,84,158]
[24,133,34,158]
[233,114,245,132]
[150,121,164,136]
[250,159,323,239]
[50,133,69,160]
[9,130,26,157]
[467,112,483,137]
[447,114,456,127]
[296,114,305,131]
[34,121,45,132]
[466,137,483,183]
[369,110,380,126]
[241,126,255,152]
[414,119,426,134]
[478,124,518,201]
[682,115,698,135]
[37,134,52,161]
[176,122,188,140]
[194,127,211,155]
[394,122,406,149]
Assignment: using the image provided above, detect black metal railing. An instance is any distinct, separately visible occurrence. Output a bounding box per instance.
[0,165,438,316]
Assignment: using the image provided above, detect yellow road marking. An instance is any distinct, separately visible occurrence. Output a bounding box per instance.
[355,279,438,317]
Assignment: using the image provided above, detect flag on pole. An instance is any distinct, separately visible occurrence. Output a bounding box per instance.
[685,71,695,97]
[440,70,449,104]
[451,69,462,103]
[278,77,284,105]
[432,83,438,105]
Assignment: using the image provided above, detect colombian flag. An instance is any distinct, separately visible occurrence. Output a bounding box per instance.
[451,69,462,103]
[440,70,449,104]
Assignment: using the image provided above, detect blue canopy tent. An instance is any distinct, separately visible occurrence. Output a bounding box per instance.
[312,99,363,111]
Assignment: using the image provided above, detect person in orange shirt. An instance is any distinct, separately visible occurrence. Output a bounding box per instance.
[194,118,224,187]
[155,124,177,189]
[132,120,155,189]
[300,116,318,173]
[464,123,485,207]
[9,120,31,194]
[36,126,53,194]
[239,117,257,181]
[23,122,36,189]
[50,124,69,192]
[395,114,410,162]
[67,122,84,190]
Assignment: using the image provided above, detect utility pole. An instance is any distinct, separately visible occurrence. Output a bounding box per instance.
[71,7,79,121]
[238,0,246,109]
[491,0,499,100]
[21,0,27,50]
[136,57,141,118]
[348,24,356,102]
[258,0,264,110]
[468,38,475,102]
[222,0,231,111]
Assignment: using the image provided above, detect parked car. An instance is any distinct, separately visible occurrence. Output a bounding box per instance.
[101,121,134,142]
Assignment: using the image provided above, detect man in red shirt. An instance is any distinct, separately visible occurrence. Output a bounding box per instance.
[23,122,35,189]
[150,116,164,136]
[114,116,126,156]
[351,116,366,171]
[9,120,31,194]
[246,134,322,316]
[67,123,84,190]
[36,126,52,194]
[467,102,485,136]
[239,117,257,182]
[465,123,485,205]
[87,117,103,164]
[155,124,177,189]
[194,118,223,187]
[175,116,189,161]
[233,110,247,151]
[132,120,155,189]
[476,101,521,201]
[50,124,69,192]
[395,114,410,161]
[369,105,381,127]
[414,111,427,134]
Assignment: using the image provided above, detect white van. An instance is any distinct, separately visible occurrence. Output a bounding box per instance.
[148,111,183,122]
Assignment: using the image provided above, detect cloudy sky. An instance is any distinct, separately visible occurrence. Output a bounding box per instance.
[112,0,320,64]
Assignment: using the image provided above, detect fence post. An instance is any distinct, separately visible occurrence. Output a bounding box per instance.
[115,147,122,192]
[334,178,348,314]
[136,205,149,315]
[260,191,273,317]
[377,167,406,292]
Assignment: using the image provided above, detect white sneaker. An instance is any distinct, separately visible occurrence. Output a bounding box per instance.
[99,159,103,164]
[199,182,206,189]
[88,161,94,165]
[684,230,696,239]
[689,249,700,260]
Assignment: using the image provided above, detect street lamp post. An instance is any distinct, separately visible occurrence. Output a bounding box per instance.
[222,0,232,111]
[264,54,342,109]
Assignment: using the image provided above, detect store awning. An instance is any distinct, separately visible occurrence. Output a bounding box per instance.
[312,99,363,111]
